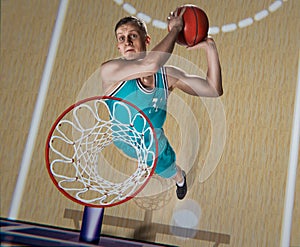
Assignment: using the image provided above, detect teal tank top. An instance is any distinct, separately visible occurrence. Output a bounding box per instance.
[105,67,177,178]
[108,67,168,129]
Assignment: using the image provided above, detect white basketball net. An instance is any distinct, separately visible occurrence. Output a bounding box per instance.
[47,97,157,207]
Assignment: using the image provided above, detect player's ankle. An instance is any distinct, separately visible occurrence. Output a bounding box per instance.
[176,179,184,187]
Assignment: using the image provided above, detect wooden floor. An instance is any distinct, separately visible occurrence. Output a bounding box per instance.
[1,217,174,247]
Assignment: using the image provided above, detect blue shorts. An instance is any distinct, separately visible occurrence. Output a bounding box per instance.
[113,128,177,179]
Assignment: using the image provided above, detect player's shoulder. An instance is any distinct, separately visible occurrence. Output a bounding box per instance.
[100,57,124,80]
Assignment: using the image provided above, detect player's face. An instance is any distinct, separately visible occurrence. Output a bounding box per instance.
[116,23,150,60]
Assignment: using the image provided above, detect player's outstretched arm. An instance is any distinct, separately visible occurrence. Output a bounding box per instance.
[101,9,185,93]
[101,27,180,83]
[167,38,223,97]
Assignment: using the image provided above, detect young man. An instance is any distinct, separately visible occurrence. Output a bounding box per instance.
[100,10,222,200]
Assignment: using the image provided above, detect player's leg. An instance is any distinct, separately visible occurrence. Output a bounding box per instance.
[154,137,187,200]
[112,127,188,200]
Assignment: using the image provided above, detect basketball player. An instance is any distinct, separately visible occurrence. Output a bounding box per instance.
[100,9,222,200]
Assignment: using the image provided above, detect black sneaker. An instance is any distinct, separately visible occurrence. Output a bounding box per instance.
[176,171,187,200]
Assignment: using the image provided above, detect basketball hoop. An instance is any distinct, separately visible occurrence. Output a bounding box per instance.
[45,96,158,208]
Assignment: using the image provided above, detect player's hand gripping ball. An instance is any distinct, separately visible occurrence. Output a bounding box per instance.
[172,4,209,47]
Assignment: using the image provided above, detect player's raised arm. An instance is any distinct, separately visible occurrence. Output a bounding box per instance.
[100,27,179,83]
[100,9,185,93]
[167,38,223,97]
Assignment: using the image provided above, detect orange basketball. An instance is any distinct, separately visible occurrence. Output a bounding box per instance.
[175,5,209,47]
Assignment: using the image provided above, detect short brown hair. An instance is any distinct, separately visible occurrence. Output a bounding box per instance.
[114,16,148,37]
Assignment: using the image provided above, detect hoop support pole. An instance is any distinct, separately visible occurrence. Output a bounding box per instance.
[8,0,69,219]
[79,206,104,244]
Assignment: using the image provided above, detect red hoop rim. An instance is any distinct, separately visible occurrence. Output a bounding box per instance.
[45,95,158,208]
